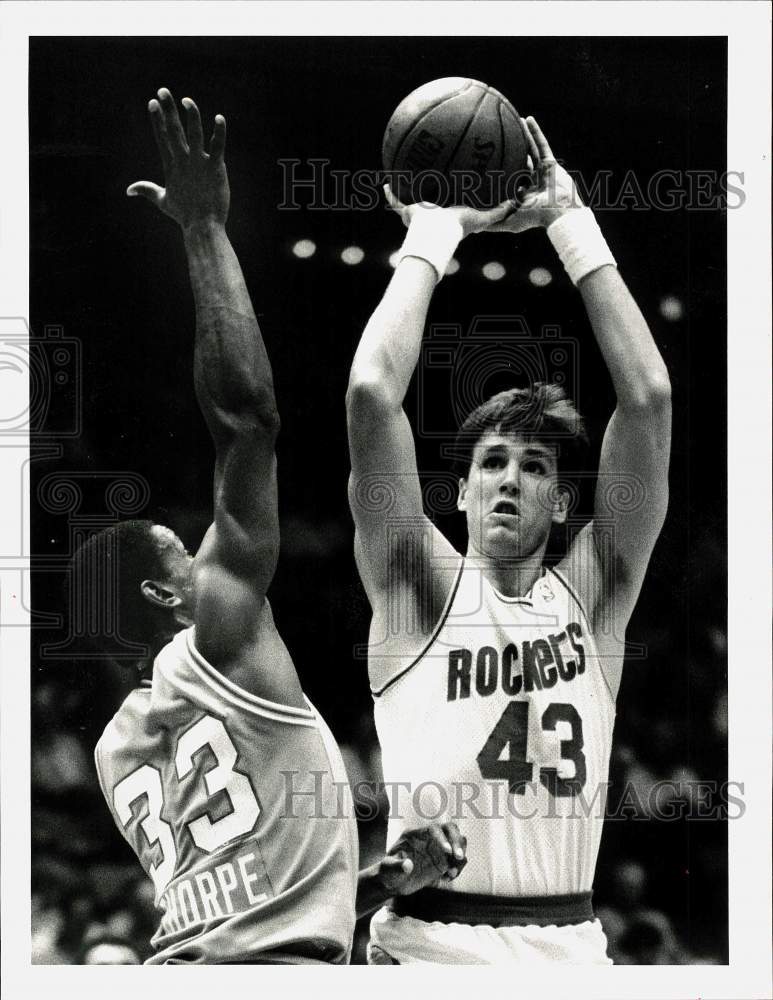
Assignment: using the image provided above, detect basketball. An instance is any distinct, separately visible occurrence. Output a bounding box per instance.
[382,77,532,208]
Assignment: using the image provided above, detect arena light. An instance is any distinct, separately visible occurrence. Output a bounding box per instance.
[482,261,505,281]
[528,267,552,287]
[659,295,684,321]
[341,246,365,266]
[291,239,316,259]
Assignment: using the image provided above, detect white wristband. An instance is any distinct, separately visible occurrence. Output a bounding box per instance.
[547,207,617,286]
[396,209,464,281]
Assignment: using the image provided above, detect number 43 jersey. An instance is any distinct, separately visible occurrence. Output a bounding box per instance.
[372,559,616,898]
[95,626,358,964]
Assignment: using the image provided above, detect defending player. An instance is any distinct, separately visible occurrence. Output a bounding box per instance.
[84,89,467,964]
[346,117,671,963]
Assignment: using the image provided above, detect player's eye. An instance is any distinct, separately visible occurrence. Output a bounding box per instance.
[482,454,505,469]
[523,460,547,475]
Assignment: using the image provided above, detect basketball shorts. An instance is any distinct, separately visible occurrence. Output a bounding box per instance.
[368,906,612,965]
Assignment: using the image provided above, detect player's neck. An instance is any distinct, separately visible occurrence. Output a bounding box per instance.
[130,626,180,682]
[464,543,546,598]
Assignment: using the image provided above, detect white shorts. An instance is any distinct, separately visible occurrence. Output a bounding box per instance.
[368,906,612,965]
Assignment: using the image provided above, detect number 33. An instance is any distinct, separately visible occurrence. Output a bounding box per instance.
[112,715,259,896]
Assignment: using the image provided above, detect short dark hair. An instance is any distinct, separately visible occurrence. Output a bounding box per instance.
[452,382,589,479]
[68,519,171,652]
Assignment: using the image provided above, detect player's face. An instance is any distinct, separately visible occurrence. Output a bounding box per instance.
[458,431,565,559]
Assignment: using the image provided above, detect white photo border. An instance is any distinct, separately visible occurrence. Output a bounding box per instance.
[1,3,770,998]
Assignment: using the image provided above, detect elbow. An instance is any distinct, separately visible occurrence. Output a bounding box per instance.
[622,369,672,413]
[197,372,281,440]
[256,405,281,441]
[645,370,672,409]
[240,376,281,436]
[247,402,281,443]
[346,371,396,419]
[217,400,281,442]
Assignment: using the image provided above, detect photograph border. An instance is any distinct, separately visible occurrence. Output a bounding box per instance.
[1,2,770,997]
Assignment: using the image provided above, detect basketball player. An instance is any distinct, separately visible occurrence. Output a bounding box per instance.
[346,116,671,963]
[84,89,467,964]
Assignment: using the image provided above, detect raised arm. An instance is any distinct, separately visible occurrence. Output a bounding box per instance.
[346,238,438,602]
[346,192,512,636]
[494,118,671,686]
[578,260,671,623]
[128,90,282,688]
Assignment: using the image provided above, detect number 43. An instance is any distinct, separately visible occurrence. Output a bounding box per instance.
[477,701,586,798]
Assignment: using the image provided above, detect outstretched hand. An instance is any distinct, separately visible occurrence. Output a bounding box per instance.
[375,822,468,897]
[127,88,229,229]
[488,115,584,234]
[384,184,515,239]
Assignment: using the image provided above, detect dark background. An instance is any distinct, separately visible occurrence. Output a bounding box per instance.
[30,36,727,964]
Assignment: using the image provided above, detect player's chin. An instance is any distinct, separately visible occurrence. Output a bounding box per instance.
[481,525,525,558]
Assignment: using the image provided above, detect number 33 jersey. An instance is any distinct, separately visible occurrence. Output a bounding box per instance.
[372,559,616,897]
[95,626,358,964]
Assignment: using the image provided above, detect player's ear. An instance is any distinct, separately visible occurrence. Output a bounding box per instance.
[457,477,468,512]
[140,579,184,609]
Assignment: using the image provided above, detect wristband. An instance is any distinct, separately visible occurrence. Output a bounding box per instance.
[547,207,617,286]
[396,208,464,281]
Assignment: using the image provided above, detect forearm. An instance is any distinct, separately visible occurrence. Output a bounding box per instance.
[578,264,671,408]
[183,217,255,320]
[184,220,278,427]
[355,862,394,919]
[348,257,436,409]
[544,205,671,408]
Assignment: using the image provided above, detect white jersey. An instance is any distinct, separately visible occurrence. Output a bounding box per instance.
[95,626,358,964]
[372,557,616,899]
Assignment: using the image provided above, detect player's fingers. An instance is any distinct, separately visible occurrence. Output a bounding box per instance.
[210,114,227,160]
[181,97,204,155]
[383,183,412,227]
[442,822,467,862]
[526,116,555,164]
[427,823,452,856]
[148,99,174,168]
[379,854,413,889]
[479,197,518,229]
[126,180,165,207]
[381,854,410,872]
[383,183,403,212]
[156,87,190,155]
[521,117,542,172]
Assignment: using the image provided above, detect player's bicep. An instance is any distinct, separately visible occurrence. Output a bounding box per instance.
[192,554,264,665]
[347,389,426,589]
[210,420,281,587]
[191,421,280,654]
[593,403,671,613]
